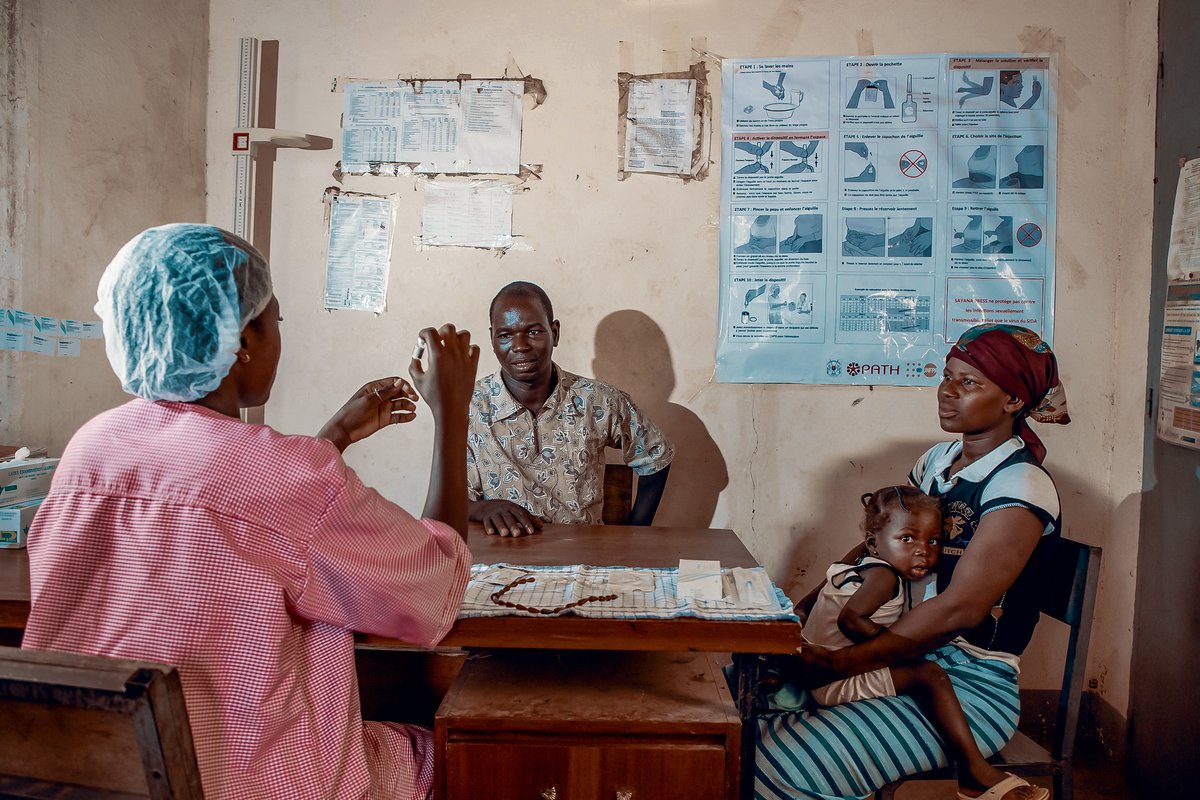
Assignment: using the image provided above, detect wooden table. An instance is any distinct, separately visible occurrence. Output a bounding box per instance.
[359,524,803,655]
[3,524,803,664]
[3,524,803,654]
[420,524,795,800]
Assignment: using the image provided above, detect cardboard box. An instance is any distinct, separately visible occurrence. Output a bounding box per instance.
[0,457,59,505]
[0,496,43,548]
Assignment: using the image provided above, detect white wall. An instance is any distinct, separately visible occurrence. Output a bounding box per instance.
[200,0,1155,717]
[0,0,209,453]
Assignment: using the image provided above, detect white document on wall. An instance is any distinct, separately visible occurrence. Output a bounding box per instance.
[0,309,98,353]
[420,179,515,249]
[624,78,697,174]
[323,192,396,313]
[1167,159,1200,281]
[1156,280,1200,450]
[27,334,55,356]
[342,79,523,175]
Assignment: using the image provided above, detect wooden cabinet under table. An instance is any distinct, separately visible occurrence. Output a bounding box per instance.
[435,650,741,800]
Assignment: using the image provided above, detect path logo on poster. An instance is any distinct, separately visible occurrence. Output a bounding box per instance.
[826,360,842,377]
[905,361,941,379]
[847,362,901,377]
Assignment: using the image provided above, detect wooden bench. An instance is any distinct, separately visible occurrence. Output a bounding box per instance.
[0,646,203,799]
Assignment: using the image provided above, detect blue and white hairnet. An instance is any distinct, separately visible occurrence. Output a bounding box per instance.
[95,224,273,402]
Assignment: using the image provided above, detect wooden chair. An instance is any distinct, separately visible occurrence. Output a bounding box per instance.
[875,538,1102,800]
[0,645,204,799]
[602,462,634,524]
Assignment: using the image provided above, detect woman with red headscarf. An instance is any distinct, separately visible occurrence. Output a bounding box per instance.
[755,324,1070,800]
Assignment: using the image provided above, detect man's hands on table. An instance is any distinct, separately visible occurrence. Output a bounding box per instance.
[469,499,544,537]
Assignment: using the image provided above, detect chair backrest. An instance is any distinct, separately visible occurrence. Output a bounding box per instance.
[0,646,204,799]
[602,462,634,524]
[1038,538,1102,764]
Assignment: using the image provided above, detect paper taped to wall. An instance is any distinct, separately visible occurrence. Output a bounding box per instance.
[341,79,524,175]
[322,188,397,313]
[419,179,515,249]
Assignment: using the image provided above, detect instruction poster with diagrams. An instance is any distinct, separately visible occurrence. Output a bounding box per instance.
[716,54,1056,385]
[1155,159,1200,450]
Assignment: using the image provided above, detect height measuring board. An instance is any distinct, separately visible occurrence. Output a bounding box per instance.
[232,37,258,241]
[227,38,324,424]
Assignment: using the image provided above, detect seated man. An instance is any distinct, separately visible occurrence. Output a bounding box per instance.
[468,281,674,536]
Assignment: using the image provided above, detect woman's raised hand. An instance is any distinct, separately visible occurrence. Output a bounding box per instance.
[314,324,479,454]
[410,325,480,538]
[318,377,421,452]
[408,324,480,425]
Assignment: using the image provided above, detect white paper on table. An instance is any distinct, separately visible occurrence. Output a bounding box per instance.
[461,563,796,620]
[472,565,573,591]
[516,574,573,591]
[677,558,723,601]
[625,78,696,174]
[420,179,514,248]
[577,570,657,596]
[472,566,534,586]
[603,571,657,591]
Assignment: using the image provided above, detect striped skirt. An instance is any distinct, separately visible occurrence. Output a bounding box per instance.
[754,644,1019,800]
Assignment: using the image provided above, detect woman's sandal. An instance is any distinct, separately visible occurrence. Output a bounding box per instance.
[955,773,1050,800]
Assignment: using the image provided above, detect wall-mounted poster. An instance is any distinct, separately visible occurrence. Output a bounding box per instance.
[1156,281,1200,450]
[717,53,1057,385]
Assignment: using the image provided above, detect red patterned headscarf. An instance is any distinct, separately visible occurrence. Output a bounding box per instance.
[948,324,1070,463]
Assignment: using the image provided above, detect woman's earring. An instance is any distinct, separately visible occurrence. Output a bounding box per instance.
[239,352,251,363]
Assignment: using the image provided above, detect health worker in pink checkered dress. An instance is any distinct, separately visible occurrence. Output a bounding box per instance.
[22,224,480,800]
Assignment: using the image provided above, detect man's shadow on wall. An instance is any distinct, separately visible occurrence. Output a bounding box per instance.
[592,310,729,527]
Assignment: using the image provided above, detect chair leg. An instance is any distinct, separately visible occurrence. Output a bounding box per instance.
[1056,763,1071,800]
[876,781,901,800]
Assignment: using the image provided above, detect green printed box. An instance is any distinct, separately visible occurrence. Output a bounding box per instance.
[0,496,43,548]
[0,457,59,505]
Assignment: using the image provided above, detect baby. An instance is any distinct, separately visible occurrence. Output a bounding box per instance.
[799,485,1047,800]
